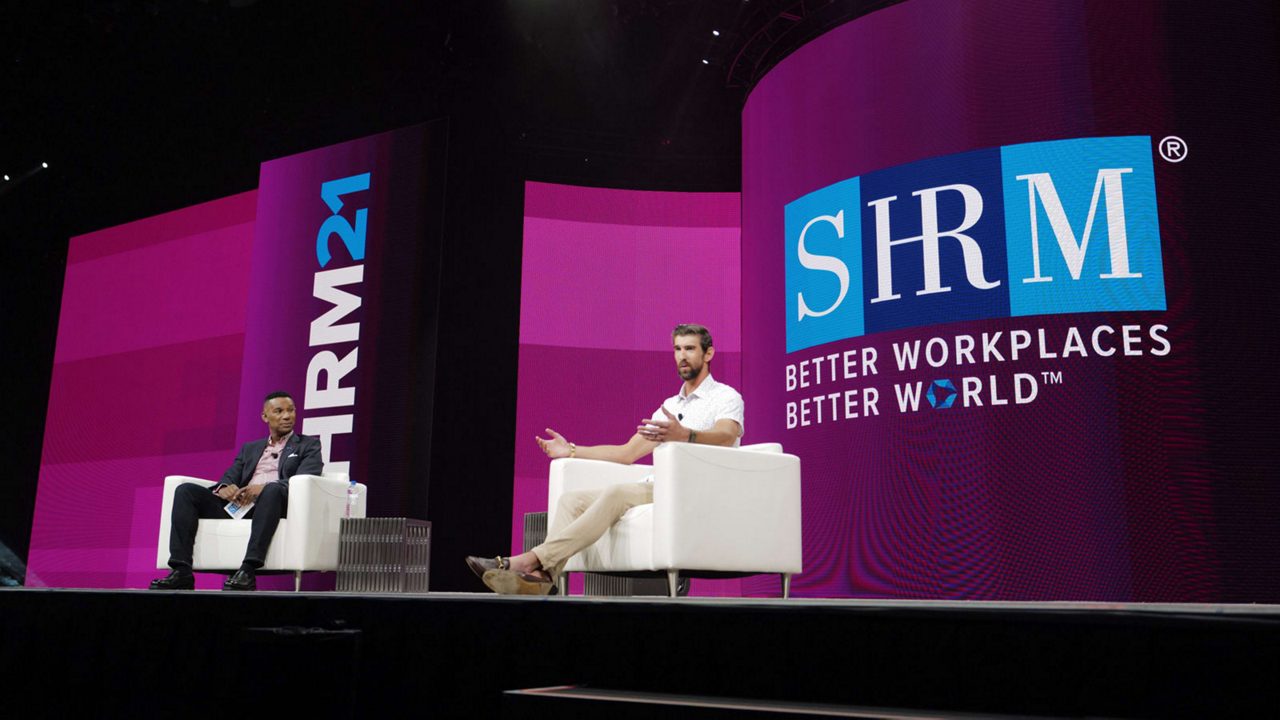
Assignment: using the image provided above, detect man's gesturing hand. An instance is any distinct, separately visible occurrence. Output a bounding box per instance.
[536,428,573,459]
[215,485,239,502]
[637,407,690,443]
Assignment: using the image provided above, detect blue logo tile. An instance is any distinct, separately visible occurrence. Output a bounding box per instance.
[785,177,863,352]
[1001,136,1165,316]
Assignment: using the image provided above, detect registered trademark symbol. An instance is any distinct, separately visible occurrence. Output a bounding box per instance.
[1158,136,1187,163]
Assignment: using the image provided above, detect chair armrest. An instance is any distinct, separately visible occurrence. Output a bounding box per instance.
[547,458,652,528]
[288,473,364,509]
[651,443,802,573]
[282,474,367,569]
[156,476,216,569]
[285,474,367,524]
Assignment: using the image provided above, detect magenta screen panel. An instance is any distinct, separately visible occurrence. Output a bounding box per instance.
[29,124,441,589]
[513,182,750,595]
[743,0,1280,600]
[30,192,258,589]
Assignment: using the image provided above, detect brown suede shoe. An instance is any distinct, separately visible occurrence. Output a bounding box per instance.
[482,568,553,595]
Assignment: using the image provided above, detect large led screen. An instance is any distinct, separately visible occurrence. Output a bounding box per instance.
[29,124,443,589]
[742,0,1280,600]
[512,182,752,595]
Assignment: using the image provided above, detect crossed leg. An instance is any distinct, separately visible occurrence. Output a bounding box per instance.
[509,482,654,580]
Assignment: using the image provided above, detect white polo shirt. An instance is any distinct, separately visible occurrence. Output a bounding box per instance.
[653,375,745,447]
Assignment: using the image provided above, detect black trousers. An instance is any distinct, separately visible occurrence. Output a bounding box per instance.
[167,481,289,570]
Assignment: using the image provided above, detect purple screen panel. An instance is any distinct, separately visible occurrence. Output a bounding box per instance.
[742,0,1280,600]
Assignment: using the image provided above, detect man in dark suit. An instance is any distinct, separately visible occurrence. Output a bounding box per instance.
[150,391,324,591]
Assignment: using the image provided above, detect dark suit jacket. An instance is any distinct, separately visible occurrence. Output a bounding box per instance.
[217,434,325,490]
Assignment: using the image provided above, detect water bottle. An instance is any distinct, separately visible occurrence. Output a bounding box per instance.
[345,479,358,518]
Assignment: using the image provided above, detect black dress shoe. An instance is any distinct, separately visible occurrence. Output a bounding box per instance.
[149,570,195,590]
[223,569,257,591]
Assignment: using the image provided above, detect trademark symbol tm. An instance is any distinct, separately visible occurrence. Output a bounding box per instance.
[1159,136,1187,163]
[1041,370,1063,385]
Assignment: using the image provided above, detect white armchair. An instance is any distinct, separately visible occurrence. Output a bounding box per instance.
[549,442,802,597]
[155,473,367,590]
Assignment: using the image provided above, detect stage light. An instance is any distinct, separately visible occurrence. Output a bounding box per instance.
[702,59,709,65]
[712,30,720,37]
[41,162,48,169]
[3,175,8,181]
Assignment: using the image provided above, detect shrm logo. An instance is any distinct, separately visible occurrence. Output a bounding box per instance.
[784,136,1166,353]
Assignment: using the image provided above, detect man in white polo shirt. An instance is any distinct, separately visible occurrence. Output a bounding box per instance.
[466,323,744,595]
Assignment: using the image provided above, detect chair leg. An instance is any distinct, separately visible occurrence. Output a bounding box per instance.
[667,570,679,598]
[557,572,569,597]
[294,571,302,592]
[781,573,791,599]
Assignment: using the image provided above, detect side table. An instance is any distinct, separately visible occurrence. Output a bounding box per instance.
[336,517,431,593]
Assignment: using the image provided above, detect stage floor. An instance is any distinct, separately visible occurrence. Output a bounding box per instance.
[3,587,1278,718]
[21,585,1280,621]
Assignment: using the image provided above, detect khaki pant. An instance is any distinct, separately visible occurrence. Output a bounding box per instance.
[531,482,653,580]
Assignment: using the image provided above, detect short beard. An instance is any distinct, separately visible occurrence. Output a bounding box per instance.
[678,364,699,380]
